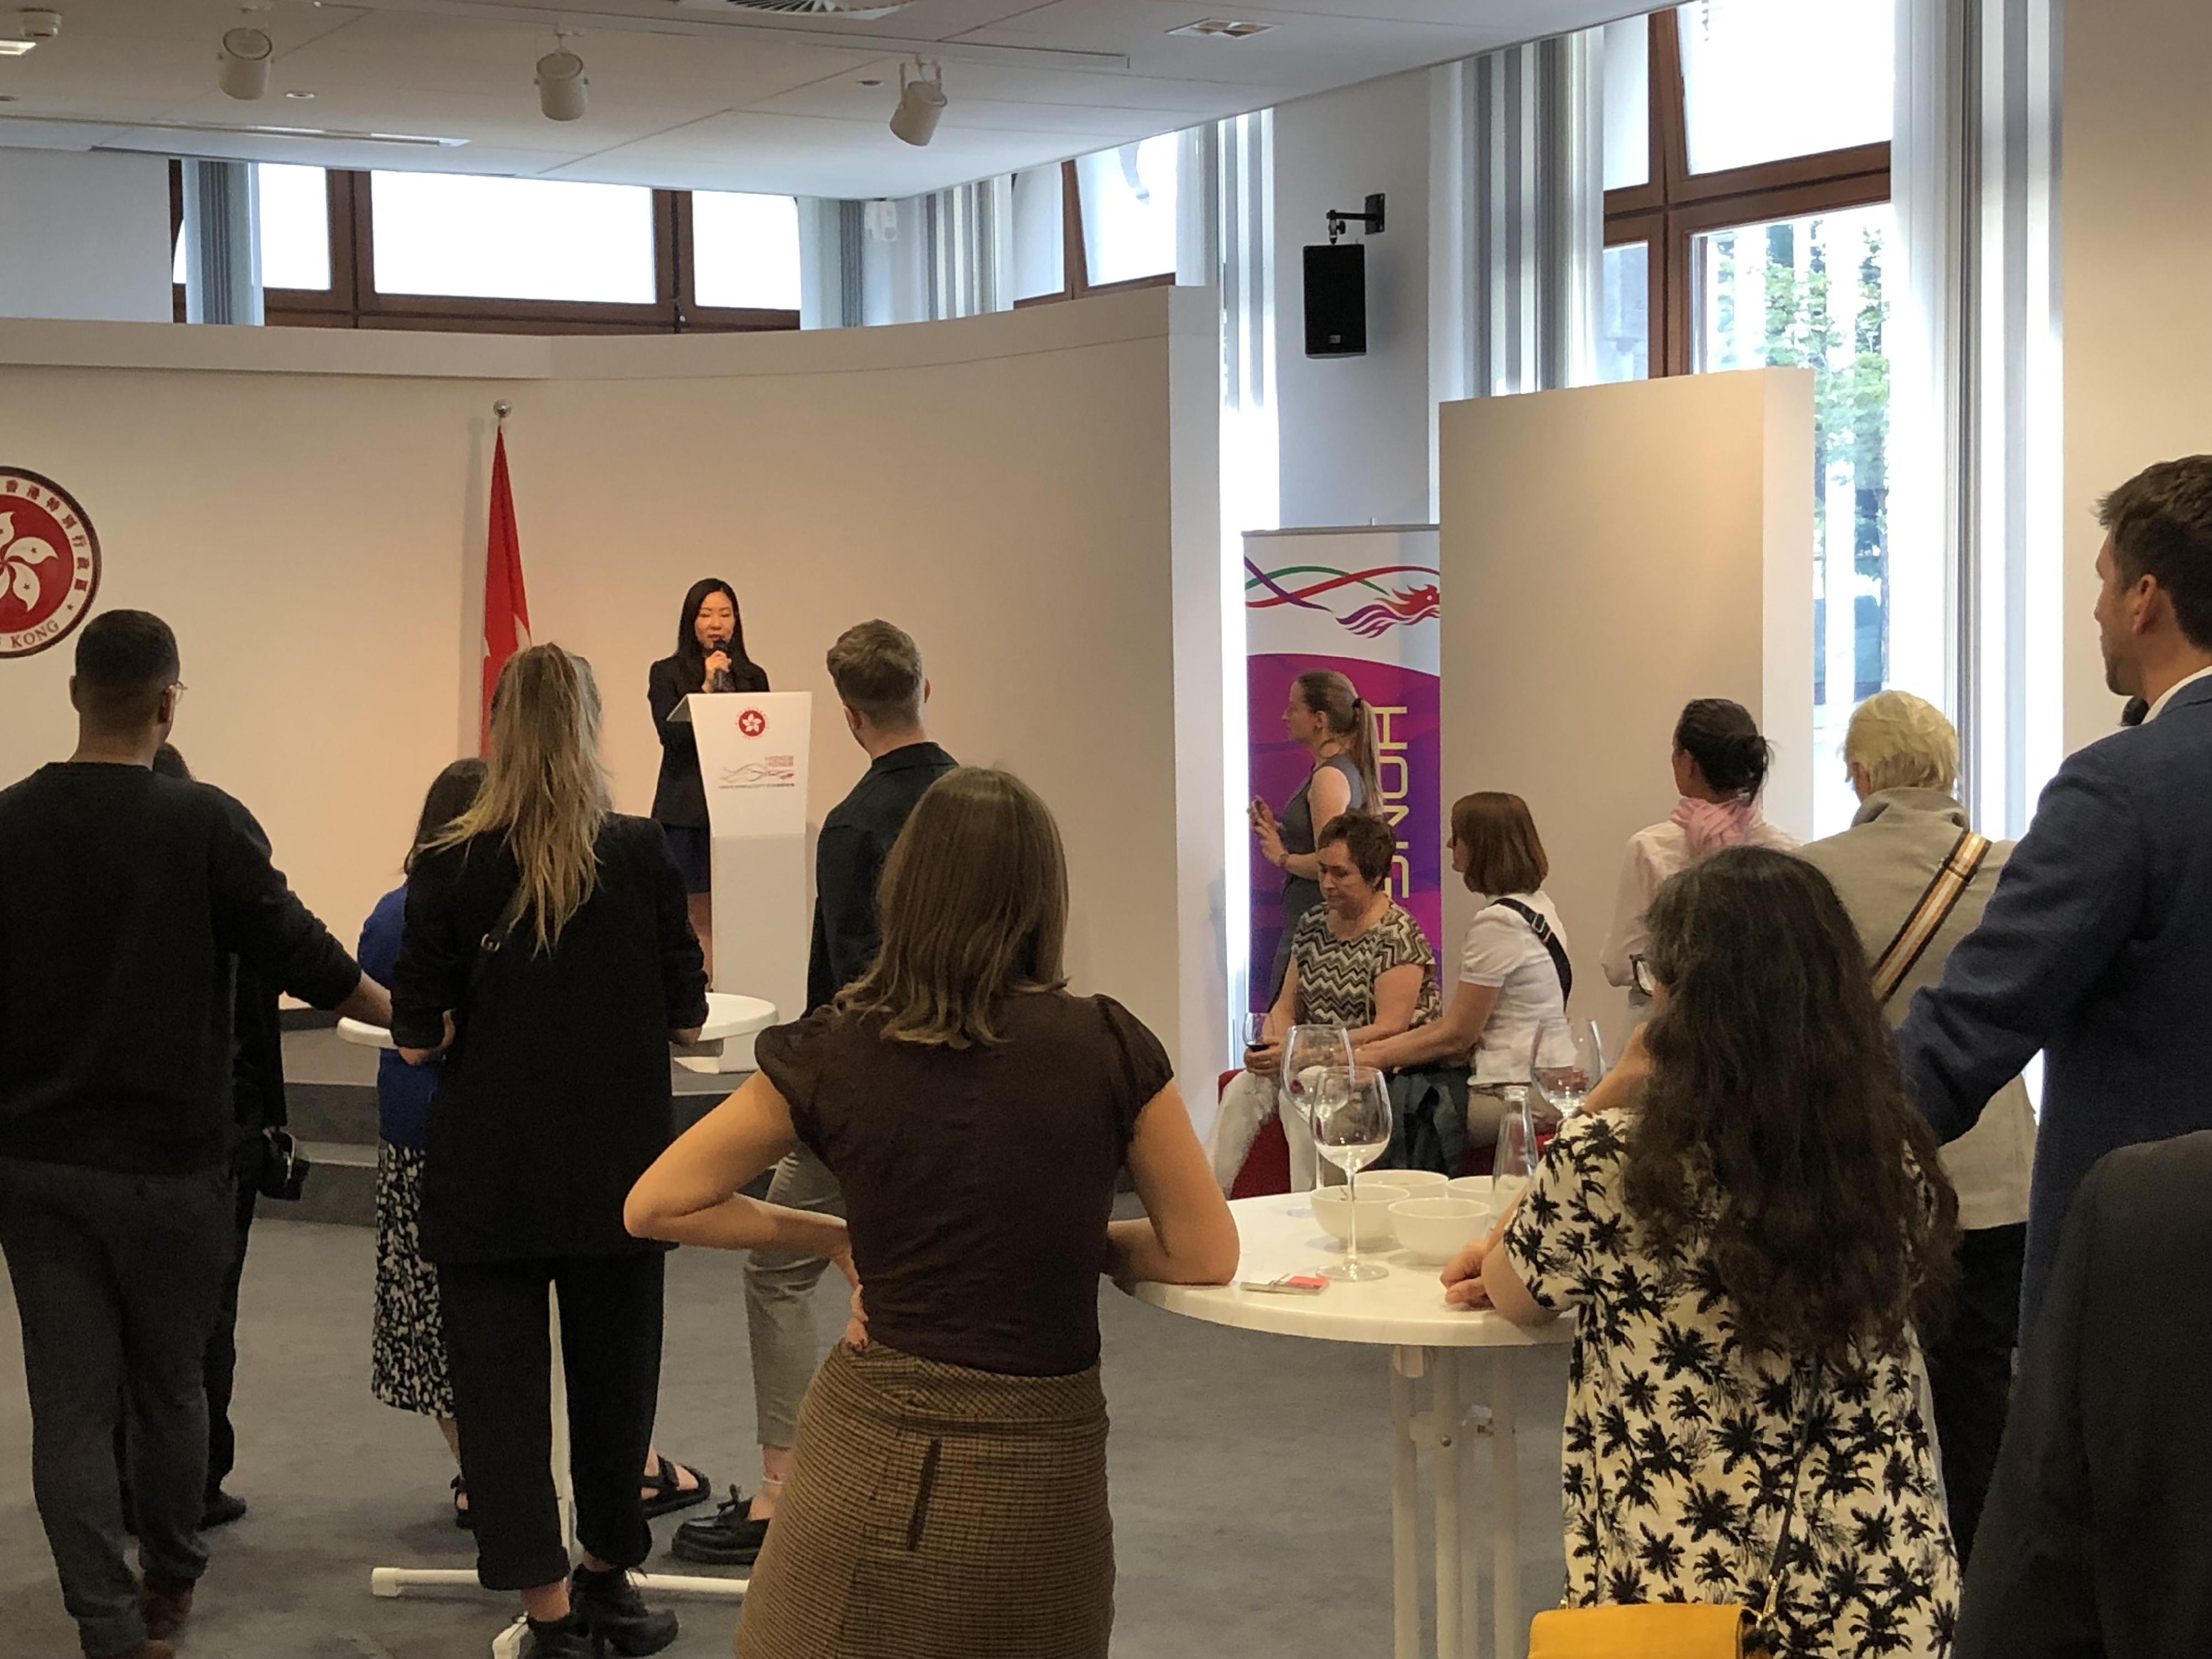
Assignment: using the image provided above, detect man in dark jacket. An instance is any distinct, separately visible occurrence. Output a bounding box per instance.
[1956,1131,2212,1658]
[674,620,955,1568]
[1898,455,2212,1327]
[0,611,388,1659]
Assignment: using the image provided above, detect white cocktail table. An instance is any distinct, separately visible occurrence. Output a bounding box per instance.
[336,990,778,1056]
[337,990,778,1645]
[1128,1191,1570,1659]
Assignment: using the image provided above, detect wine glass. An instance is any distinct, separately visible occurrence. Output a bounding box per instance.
[1240,1011,1270,1057]
[1280,1024,1353,1129]
[1310,1065,1393,1282]
[1530,1017,1606,1121]
[1493,1087,1539,1212]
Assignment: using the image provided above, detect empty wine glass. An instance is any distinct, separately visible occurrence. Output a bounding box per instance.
[1310,1065,1393,1282]
[1493,1087,1539,1213]
[1280,1024,1353,1128]
[1531,1017,1606,1121]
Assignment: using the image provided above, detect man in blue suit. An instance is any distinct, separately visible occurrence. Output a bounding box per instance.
[1899,454,2212,1329]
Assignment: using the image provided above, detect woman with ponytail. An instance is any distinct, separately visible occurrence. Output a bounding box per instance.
[392,644,709,1659]
[1249,669,1385,999]
[1600,697,1796,1018]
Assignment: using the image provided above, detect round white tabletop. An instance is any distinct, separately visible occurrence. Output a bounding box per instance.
[1131,1192,1571,1351]
[336,990,778,1052]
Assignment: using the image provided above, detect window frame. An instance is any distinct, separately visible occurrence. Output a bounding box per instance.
[1607,8,1892,377]
[169,162,802,336]
[1013,156,1178,310]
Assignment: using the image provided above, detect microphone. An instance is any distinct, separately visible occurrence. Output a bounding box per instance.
[705,635,735,693]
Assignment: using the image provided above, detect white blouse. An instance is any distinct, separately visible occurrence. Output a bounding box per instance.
[1459,891,1570,1086]
[1599,817,1799,995]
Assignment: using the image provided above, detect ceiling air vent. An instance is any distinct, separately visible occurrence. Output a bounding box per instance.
[1168,18,1277,39]
[675,0,914,18]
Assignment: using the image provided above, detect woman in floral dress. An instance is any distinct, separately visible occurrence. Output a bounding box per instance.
[1447,848,1961,1658]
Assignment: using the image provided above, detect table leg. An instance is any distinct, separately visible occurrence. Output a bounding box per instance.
[1390,1348,1421,1659]
[1491,1353,1521,1659]
[1433,1348,1463,1659]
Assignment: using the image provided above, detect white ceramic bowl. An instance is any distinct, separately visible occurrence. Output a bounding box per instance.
[1387,1197,1493,1264]
[1309,1183,1410,1249]
[1376,1168,1451,1194]
[1447,1176,1499,1205]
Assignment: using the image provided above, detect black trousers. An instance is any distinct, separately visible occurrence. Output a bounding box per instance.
[202,1173,258,1494]
[0,1156,233,1659]
[1926,1221,2026,1565]
[439,1252,665,1592]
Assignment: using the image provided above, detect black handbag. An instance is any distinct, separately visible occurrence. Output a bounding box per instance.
[255,1126,312,1201]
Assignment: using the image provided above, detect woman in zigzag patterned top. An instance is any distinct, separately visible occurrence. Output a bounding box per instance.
[1229,813,1440,1188]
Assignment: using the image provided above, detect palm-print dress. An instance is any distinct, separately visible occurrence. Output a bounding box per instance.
[1504,1110,1958,1658]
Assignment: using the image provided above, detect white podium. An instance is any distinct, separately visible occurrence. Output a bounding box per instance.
[674,691,812,1072]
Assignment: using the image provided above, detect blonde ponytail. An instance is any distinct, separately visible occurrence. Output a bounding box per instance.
[1292,669,1384,815]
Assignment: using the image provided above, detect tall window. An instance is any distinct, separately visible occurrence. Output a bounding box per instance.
[1604,0,1897,833]
[169,162,331,291]
[1015,132,1190,308]
[690,191,802,311]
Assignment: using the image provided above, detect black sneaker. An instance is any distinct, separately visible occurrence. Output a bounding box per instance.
[568,1564,679,1657]
[670,1485,769,1566]
[519,1612,594,1659]
[201,1489,248,1529]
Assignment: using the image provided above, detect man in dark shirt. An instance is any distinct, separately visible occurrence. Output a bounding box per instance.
[673,619,954,1569]
[0,611,388,1659]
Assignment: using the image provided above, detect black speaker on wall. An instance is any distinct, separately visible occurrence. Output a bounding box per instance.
[1303,243,1366,358]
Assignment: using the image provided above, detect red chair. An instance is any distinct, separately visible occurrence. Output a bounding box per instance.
[1220,1070,1292,1198]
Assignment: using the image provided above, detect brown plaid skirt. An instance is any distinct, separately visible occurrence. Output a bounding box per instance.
[734,1341,1113,1659]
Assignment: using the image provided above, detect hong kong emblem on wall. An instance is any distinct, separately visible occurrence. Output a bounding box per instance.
[0,468,100,659]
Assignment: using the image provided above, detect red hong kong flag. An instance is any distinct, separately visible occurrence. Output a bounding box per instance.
[481,427,532,753]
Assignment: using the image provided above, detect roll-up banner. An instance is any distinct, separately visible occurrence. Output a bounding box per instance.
[1244,526,1442,1008]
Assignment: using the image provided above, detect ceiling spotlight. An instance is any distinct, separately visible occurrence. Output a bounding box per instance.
[284,88,315,100]
[218,27,273,101]
[536,39,586,122]
[889,60,943,148]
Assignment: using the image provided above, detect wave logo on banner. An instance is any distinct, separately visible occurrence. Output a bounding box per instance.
[1245,530,1443,1010]
[1244,558,1440,637]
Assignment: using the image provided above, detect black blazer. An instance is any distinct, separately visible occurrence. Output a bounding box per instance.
[648,653,770,828]
[390,815,708,1264]
[1957,1130,2212,1659]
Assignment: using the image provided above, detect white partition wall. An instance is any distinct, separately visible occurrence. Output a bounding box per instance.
[1437,369,1815,1034]
[0,289,1225,1091]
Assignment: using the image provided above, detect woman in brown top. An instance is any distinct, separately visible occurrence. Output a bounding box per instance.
[625,766,1238,1659]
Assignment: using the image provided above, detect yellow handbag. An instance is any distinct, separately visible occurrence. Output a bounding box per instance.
[1527,1603,1766,1658]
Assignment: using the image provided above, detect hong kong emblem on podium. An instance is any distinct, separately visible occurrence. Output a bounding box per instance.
[738,708,768,738]
[0,468,100,659]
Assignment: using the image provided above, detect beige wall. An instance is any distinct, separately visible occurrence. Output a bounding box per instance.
[1437,369,1814,1035]
[0,291,1224,1086]
[2062,0,2212,752]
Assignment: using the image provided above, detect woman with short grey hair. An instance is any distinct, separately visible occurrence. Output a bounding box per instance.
[1798,687,2037,1567]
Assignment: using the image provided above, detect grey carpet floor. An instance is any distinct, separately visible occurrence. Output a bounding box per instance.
[0,1218,1569,1659]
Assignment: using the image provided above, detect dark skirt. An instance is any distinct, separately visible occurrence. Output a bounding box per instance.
[659,822,712,895]
[736,1341,1113,1659]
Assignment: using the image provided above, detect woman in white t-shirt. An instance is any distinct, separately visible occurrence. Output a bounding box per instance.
[1357,792,1570,1148]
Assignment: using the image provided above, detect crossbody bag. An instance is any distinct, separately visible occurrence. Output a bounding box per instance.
[1491,898,1573,1003]
[1870,827,1992,1005]
[1527,1364,1825,1658]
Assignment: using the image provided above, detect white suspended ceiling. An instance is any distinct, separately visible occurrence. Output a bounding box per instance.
[0,1,1652,197]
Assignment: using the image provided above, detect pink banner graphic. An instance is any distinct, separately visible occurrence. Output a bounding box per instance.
[1245,530,1442,1009]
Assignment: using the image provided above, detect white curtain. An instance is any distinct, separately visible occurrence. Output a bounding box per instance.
[1892,0,2062,835]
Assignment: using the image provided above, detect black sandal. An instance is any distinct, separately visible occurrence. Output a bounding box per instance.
[639,1455,712,1520]
[452,1475,473,1531]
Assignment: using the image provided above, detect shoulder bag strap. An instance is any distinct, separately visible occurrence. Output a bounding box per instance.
[1869,827,1993,1005]
[1490,898,1573,1004]
[1749,1361,1825,1655]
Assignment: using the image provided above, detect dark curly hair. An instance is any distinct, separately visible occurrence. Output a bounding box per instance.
[1623,848,1958,1363]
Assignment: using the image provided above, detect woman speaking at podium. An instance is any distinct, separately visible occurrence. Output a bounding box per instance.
[649,578,769,970]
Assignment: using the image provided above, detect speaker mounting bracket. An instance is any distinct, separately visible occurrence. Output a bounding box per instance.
[1324,194,1385,244]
